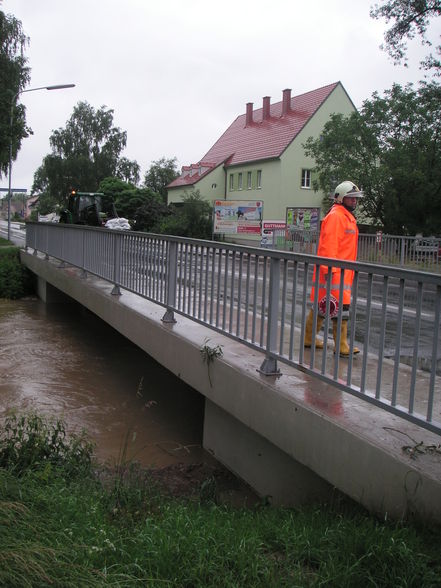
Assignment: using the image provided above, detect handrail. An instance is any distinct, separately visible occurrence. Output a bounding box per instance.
[25,222,441,436]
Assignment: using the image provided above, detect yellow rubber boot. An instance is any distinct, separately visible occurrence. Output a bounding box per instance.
[304,309,324,349]
[333,319,360,356]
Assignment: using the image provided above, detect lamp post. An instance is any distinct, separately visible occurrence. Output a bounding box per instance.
[7,83,75,241]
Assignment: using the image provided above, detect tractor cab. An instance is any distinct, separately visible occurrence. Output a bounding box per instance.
[60,191,117,226]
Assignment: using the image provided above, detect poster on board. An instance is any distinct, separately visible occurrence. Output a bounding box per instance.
[286,207,320,231]
[213,200,263,235]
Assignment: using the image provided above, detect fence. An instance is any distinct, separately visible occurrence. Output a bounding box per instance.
[269,230,441,273]
[26,222,441,436]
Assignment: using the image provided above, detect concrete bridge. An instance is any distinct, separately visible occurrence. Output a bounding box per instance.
[20,228,441,524]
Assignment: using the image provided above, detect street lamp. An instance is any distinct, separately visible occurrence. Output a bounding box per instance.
[7,83,75,241]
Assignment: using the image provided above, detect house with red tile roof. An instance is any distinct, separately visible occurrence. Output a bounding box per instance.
[167,82,356,241]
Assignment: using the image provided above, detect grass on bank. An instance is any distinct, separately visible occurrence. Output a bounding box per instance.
[0,412,440,588]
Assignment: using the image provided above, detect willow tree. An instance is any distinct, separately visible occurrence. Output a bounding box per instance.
[0,10,31,177]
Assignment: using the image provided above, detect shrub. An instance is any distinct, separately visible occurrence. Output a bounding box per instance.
[160,190,213,239]
[0,413,95,478]
[0,247,34,299]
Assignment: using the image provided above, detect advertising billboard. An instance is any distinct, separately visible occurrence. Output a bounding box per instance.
[213,200,263,235]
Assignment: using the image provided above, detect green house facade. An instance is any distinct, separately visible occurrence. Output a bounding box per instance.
[167,82,356,241]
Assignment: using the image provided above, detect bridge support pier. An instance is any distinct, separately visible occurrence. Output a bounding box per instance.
[203,399,333,505]
[37,276,73,304]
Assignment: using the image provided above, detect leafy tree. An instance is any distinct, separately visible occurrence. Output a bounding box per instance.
[0,10,31,177]
[144,157,179,201]
[303,83,441,235]
[34,191,59,215]
[133,192,169,232]
[98,176,135,202]
[32,102,139,210]
[98,176,168,230]
[158,190,213,239]
[113,187,155,222]
[117,156,140,185]
[370,0,441,75]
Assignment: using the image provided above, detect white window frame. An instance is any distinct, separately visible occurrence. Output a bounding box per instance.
[301,169,311,189]
[247,171,252,189]
[238,172,243,190]
[229,174,234,191]
[257,169,262,189]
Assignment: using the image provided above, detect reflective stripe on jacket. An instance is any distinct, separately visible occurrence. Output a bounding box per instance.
[310,204,358,307]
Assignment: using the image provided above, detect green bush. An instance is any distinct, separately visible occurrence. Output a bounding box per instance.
[159,190,213,239]
[0,247,34,299]
[0,413,94,478]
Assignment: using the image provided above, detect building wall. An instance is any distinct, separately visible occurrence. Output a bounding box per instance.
[279,83,356,220]
[167,164,226,204]
[226,159,281,215]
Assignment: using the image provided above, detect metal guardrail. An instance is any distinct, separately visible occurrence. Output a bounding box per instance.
[25,222,441,436]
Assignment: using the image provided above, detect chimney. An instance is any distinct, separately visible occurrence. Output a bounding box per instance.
[246,102,254,126]
[262,96,271,120]
[282,88,292,115]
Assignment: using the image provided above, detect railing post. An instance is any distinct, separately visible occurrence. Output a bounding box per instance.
[259,257,280,375]
[58,226,66,267]
[80,228,87,278]
[162,240,177,323]
[44,224,49,260]
[400,237,406,267]
[32,222,38,256]
[111,233,122,296]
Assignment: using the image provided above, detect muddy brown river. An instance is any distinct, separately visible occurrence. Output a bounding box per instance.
[0,297,209,468]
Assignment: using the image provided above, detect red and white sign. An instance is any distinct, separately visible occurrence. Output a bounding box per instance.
[261,220,286,235]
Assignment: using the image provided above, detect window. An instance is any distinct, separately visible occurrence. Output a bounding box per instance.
[301,169,311,189]
[238,172,243,190]
[247,171,252,189]
[229,174,234,191]
[257,170,262,189]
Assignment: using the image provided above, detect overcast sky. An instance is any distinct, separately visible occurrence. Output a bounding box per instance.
[1,0,438,194]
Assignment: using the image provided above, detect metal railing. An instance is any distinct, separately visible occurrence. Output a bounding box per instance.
[26,222,441,436]
[269,229,441,273]
[357,233,441,273]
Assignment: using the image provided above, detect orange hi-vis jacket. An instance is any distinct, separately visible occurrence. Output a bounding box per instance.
[310,203,358,310]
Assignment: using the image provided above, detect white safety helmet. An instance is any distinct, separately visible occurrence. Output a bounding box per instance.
[333,181,364,203]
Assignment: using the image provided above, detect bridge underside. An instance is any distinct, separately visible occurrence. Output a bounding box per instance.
[22,250,441,523]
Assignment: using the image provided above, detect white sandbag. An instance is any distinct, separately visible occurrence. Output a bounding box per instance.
[105,217,131,230]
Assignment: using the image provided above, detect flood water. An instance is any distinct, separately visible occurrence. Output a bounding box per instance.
[0,297,209,468]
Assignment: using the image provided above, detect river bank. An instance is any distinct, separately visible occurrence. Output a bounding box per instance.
[1,411,440,587]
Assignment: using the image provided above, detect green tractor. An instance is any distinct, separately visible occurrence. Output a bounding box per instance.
[59,191,118,226]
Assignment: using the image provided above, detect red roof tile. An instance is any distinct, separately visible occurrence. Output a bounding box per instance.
[169,82,341,189]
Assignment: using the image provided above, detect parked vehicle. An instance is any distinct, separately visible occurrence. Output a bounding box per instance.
[412,235,441,258]
[59,191,117,226]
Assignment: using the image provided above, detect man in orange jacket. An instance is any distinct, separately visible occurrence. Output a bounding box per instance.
[304,180,363,356]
